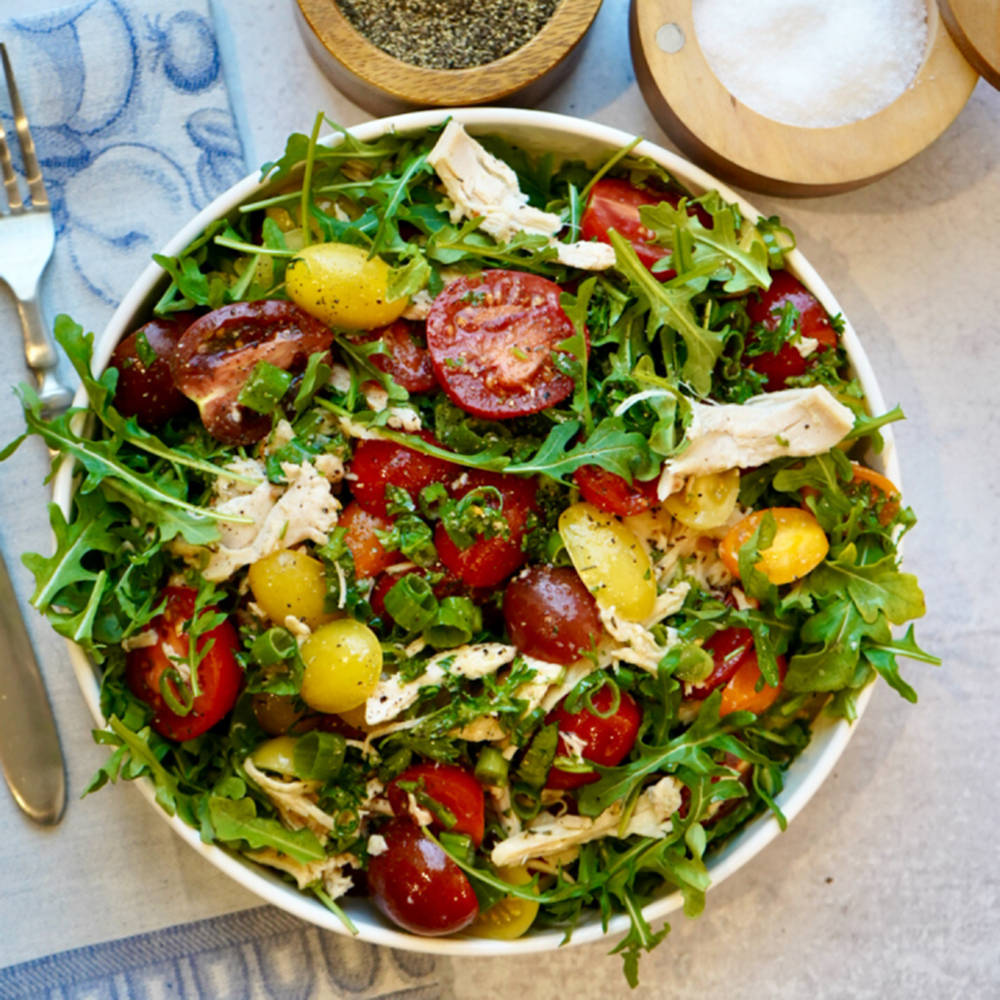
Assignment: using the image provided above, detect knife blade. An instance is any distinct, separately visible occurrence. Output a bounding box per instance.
[0,547,65,824]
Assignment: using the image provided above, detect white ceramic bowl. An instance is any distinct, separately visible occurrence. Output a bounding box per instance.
[53,107,890,957]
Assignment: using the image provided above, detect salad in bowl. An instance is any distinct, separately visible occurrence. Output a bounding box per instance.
[6,109,935,983]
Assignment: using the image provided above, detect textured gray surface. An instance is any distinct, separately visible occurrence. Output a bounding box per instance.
[1,0,997,995]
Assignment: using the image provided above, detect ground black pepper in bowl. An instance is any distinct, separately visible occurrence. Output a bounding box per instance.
[335,0,561,69]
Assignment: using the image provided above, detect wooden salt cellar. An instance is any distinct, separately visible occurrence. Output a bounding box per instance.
[938,0,1000,90]
[630,0,980,197]
[295,0,604,117]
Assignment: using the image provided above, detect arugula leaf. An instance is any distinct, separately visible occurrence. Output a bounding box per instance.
[23,495,119,613]
[505,416,654,484]
[557,277,596,435]
[207,796,327,863]
[642,192,772,294]
[608,231,725,395]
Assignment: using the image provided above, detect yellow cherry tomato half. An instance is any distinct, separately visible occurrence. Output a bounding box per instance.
[720,507,829,586]
[300,618,382,714]
[663,469,740,530]
[286,242,407,330]
[248,549,334,628]
[468,866,540,940]
[558,502,656,622]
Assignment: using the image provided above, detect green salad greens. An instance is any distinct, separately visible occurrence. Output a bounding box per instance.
[3,113,938,985]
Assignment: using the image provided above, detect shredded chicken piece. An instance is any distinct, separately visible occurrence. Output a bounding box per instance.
[491,777,683,868]
[243,757,334,839]
[249,848,356,898]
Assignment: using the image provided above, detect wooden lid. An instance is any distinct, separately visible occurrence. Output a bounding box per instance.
[938,0,1000,89]
[630,0,980,197]
[295,0,603,117]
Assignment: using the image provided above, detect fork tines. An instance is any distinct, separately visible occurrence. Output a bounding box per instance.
[0,42,49,213]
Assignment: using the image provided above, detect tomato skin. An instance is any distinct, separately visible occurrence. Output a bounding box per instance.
[580,178,711,279]
[387,762,486,846]
[581,178,675,276]
[367,818,479,936]
[425,270,580,419]
[719,651,786,716]
[125,586,241,741]
[356,319,436,393]
[503,565,603,665]
[340,501,398,578]
[170,300,334,445]
[111,313,198,427]
[434,470,538,588]
[348,435,454,518]
[573,464,659,517]
[687,627,755,700]
[745,271,838,391]
[546,684,641,790]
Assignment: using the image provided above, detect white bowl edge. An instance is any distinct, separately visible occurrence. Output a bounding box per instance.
[53,107,894,957]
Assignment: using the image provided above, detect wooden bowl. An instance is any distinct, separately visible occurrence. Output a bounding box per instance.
[630,0,980,197]
[295,0,604,116]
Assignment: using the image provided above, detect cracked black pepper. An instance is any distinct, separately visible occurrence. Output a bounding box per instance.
[336,0,561,69]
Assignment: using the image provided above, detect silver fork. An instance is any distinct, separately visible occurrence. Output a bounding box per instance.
[0,43,73,413]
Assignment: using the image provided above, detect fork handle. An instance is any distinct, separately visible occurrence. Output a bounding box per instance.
[15,293,74,412]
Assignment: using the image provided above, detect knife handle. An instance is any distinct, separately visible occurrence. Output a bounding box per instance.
[0,549,66,824]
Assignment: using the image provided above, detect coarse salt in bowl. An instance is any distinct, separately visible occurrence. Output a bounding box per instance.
[54,107,893,959]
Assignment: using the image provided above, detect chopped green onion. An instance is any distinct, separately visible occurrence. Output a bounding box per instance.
[385,574,438,631]
[475,746,509,787]
[293,731,346,782]
[515,722,558,790]
[238,361,293,415]
[424,596,482,649]
[250,627,299,666]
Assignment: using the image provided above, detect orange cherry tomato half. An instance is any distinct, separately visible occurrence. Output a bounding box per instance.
[719,651,787,716]
[719,507,828,585]
[850,465,901,525]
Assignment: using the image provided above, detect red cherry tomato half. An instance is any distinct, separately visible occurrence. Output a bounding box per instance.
[110,313,199,427]
[580,178,711,280]
[125,586,242,741]
[686,627,756,701]
[356,319,437,393]
[503,565,602,665]
[546,683,641,790]
[340,501,398,578]
[425,270,580,419]
[434,470,538,588]
[170,300,334,445]
[387,761,486,846]
[573,464,659,517]
[367,818,479,936]
[745,271,839,391]
[348,435,455,518]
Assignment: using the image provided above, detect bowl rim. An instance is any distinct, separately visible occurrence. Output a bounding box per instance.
[53,106,890,957]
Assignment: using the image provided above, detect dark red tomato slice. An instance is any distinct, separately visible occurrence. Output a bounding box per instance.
[110,312,199,427]
[348,435,455,518]
[125,586,242,741]
[170,300,334,445]
[387,762,485,846]
[573,464,659,517]
[434,470,538,588]
[503,565,603,665]
[546,683,641,790]
[745,271,839,391]
[425,270,580,419]
[356,319,436,393]
[340,501,398,578]
[686,627,756,700]
[367,818,479,936]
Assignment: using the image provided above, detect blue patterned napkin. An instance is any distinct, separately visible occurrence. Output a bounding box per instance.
[1,0,251,339]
